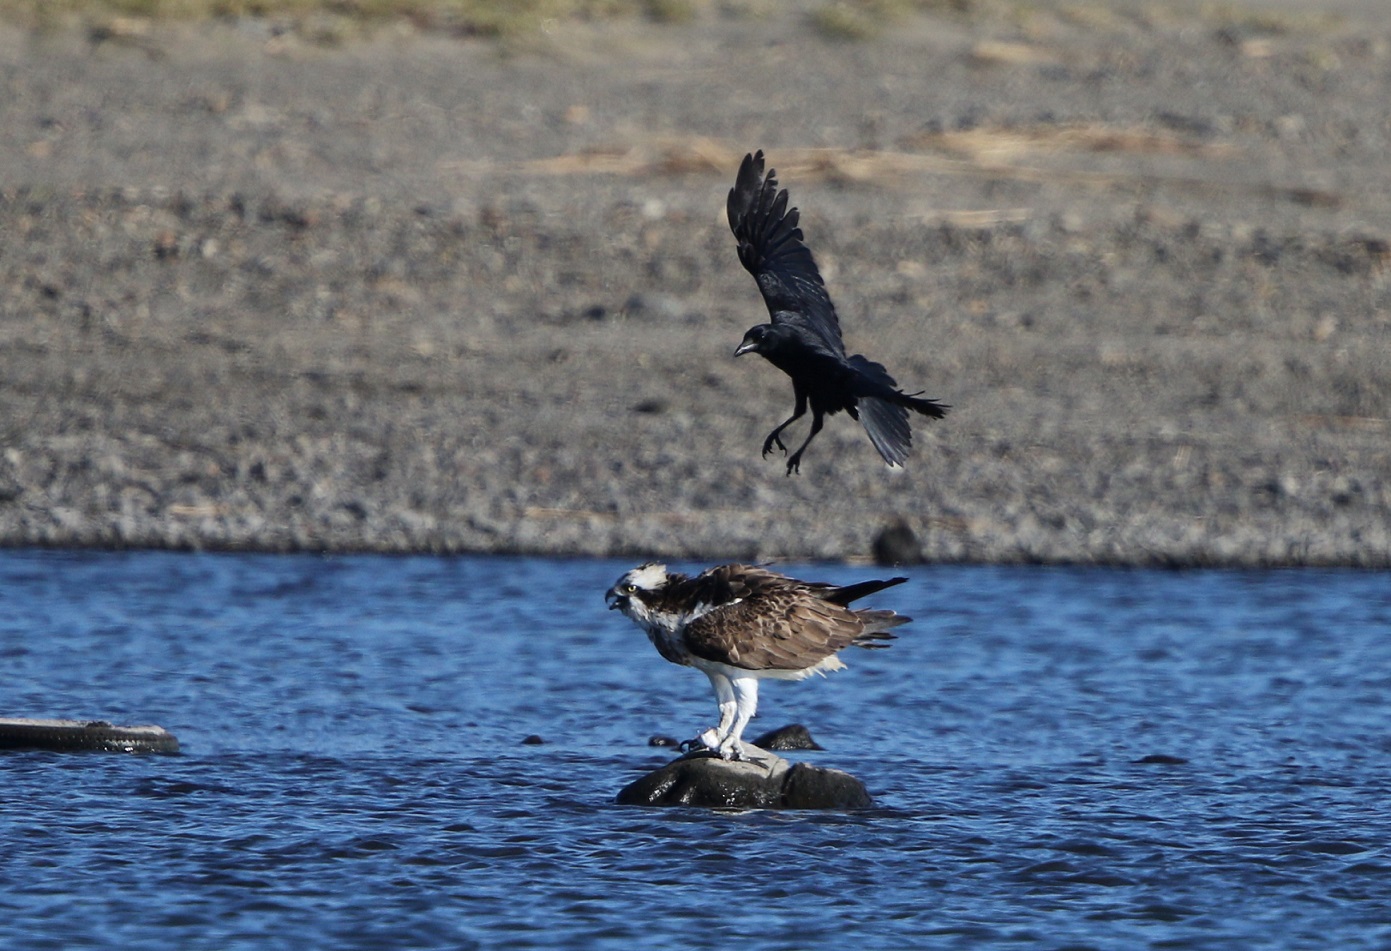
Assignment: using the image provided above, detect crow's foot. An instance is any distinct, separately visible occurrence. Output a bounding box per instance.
[785,451,804,475]
[761,433,787,458]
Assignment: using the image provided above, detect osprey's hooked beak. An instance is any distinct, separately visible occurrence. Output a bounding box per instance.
[604,587,626,611]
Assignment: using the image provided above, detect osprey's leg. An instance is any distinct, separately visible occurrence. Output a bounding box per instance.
[762,388,807,458]
[692,672,737,753]
[717,677,760,761]
[785,409,825,475]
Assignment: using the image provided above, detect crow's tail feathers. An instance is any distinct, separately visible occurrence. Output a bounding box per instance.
[860,397,913,467]
[898,391,949,419]
[848,354,950,467]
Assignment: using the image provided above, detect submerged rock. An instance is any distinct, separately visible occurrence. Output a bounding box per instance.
[616,746,872,810]
[872,517,924,566]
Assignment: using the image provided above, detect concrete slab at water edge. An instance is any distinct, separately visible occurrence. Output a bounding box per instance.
[0,718,180,753]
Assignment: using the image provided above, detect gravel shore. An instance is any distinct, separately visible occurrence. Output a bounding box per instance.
[2,2,1389,566]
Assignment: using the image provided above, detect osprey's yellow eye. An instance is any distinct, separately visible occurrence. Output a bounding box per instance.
[622,583,637,594]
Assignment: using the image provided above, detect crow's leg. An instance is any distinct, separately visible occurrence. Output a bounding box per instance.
[762,388,807,458]
[762,413,801,457]
[785,409,825,475]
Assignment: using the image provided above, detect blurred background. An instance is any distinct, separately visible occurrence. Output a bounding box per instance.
[1,0,1388,565]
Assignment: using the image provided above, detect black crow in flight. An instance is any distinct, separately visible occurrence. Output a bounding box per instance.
[728,150,948,475]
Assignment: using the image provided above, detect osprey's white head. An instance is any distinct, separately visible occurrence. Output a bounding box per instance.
[604,562,673,625]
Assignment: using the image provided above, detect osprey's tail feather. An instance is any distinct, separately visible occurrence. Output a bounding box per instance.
[850,608,912,649]
[821,576,910,648]
[826,576,907,607]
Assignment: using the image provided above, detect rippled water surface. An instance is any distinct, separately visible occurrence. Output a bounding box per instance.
[3,550,1391,950]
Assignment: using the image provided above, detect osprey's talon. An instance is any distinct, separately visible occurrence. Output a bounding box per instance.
[680,730,720,755]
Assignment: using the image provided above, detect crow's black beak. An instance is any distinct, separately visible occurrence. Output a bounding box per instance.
[734,341,756,357]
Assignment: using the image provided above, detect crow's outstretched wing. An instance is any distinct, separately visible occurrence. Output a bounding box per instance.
[727,150,845,355]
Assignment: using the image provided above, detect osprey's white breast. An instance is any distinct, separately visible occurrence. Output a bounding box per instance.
[635,598,736,667]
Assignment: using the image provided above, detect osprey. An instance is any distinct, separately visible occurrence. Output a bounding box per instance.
[728,149,949,474]
[605,562,910,760]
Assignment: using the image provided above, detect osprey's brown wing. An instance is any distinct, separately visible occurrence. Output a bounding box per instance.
[681,566,867,671]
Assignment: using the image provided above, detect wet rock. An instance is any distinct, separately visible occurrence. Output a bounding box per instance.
[616,747,872,810]
[750,723,824,751]
[781,762,871,809]
[872,517,923,566]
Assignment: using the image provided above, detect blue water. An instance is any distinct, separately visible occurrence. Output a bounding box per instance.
[3,550,1390,950]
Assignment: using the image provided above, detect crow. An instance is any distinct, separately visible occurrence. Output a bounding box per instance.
[728,150,948,475]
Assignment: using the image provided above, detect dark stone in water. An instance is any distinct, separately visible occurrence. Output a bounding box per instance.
[521,734,546,745]
[872,517,923,566]
[1133,753,1189,765]
[647,735,680,748]
[780,761,872,810]
[616,747,872,810]
[750,723,824,751]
